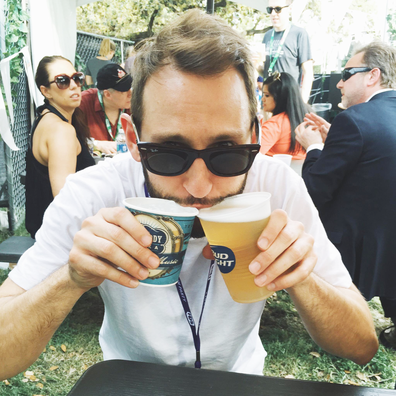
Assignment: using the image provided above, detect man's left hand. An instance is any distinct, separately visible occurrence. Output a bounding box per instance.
[295,122,323,150]
[248,209,317,291]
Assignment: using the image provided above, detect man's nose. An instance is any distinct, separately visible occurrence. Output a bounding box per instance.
[182,158,213,199]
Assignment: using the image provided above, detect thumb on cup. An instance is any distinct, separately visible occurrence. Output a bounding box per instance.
[202,244,215,260]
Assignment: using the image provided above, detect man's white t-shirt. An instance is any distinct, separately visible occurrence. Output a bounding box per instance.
[10,153,351,375]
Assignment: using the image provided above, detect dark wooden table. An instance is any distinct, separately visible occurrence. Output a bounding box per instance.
[67,359,396,396]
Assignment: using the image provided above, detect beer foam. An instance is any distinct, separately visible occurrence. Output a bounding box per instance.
[124,197,198,217]
[198,192,271,223]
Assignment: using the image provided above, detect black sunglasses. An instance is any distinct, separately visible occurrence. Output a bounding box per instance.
[266,5,289,14]
[133,119,261,177]
[49,72,85,89]
[341,67,372,82]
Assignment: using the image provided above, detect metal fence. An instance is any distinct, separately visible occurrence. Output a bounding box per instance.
[0,58,31,231]
[76,31,134,71]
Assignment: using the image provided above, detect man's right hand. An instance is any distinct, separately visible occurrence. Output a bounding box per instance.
[68,207,160,291]
[94,140,117,155]
[304,112,330,142]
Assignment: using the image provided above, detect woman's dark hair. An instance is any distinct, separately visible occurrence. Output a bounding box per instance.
[35,55,90,147]
[264,72,310,154]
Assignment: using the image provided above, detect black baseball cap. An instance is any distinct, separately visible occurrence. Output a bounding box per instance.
[96,64,132,92]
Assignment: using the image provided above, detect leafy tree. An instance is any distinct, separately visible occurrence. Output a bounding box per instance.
[1,0,29,108]
[387,9,396,42]
[1,0,29,60]
[76,0,269,41]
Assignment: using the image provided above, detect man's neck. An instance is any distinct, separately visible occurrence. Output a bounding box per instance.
[365,87,395,103]
[102,96,120,125]
[273,23,290,33]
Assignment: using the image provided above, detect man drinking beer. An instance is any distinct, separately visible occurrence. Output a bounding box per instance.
[0,10,377,380]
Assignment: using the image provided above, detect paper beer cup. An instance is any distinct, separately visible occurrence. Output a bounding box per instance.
[124,197,198,287]
[198,192,273,303]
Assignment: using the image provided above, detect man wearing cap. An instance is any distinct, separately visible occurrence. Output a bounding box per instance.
[80,63,132,154]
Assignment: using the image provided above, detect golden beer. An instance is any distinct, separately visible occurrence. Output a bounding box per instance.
[198,192,273,303]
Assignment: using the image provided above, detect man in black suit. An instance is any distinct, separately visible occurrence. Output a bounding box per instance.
[295,42,396,349]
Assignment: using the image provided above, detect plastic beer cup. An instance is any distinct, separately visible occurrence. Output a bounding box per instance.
[198,192,273,303]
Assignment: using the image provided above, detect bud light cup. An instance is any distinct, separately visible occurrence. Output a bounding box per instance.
[198,192,273,303]
[124,197,198,286]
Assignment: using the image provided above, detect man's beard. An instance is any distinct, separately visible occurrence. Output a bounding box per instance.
[142,166,247,238]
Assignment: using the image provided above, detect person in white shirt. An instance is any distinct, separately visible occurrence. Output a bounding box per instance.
[0,10,378,381]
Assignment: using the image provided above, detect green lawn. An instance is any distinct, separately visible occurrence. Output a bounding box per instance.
[0,266,395,395]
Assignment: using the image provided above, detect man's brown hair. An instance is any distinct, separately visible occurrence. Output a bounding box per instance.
[355,41,396,89]
[131,9,257,135]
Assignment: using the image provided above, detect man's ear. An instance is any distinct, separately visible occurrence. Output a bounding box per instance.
[121,113,140,162]
[251,118,260,144]
[103,89,112,100]
[252,128,257,144]
[368,68,382,87]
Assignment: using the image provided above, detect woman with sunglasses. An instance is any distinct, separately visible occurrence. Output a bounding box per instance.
[25,55,95,239]
[260,71,310,160]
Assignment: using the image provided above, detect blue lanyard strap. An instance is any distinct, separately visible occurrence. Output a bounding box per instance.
[143,183,214,369]
[176,260,215,368]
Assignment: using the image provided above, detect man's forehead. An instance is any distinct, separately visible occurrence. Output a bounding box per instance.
[142,66,250,120]
[345,52,365,68]
[268,0,289,7]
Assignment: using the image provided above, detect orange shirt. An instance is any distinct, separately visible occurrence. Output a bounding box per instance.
[260,112,306,160]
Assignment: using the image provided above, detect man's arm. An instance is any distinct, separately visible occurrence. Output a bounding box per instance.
[288,276,378,365]
[247,209,378,365]
[297,112,363,210]
[0,207,159,381]
[0,267,86,380]
[94,140,117,155]
[300,60,313,103]
[85,75,93,87]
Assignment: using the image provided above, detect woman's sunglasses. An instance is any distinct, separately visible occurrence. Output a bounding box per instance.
[341,67,372,82]
[49,72,85,89]
[133,118,261,177]
[266,5,289,14]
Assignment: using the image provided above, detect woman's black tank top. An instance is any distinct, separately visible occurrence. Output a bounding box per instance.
[25,103,95,239]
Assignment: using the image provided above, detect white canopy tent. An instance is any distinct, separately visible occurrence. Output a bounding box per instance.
[28,0,313,75]
[28,0,392,85]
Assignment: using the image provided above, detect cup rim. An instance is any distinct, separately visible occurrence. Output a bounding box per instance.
[197,192,271,222]
[123,197,199,217]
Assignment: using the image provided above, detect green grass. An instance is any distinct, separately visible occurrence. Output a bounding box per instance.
[0,272,104,396]
[261,291,396,388]
[0,269,395,394]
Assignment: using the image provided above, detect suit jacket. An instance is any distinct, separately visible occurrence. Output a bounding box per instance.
[302,90,396,300]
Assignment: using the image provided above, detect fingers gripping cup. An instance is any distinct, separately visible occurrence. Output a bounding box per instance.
[124,198,198,286]
[198,192,273,303]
